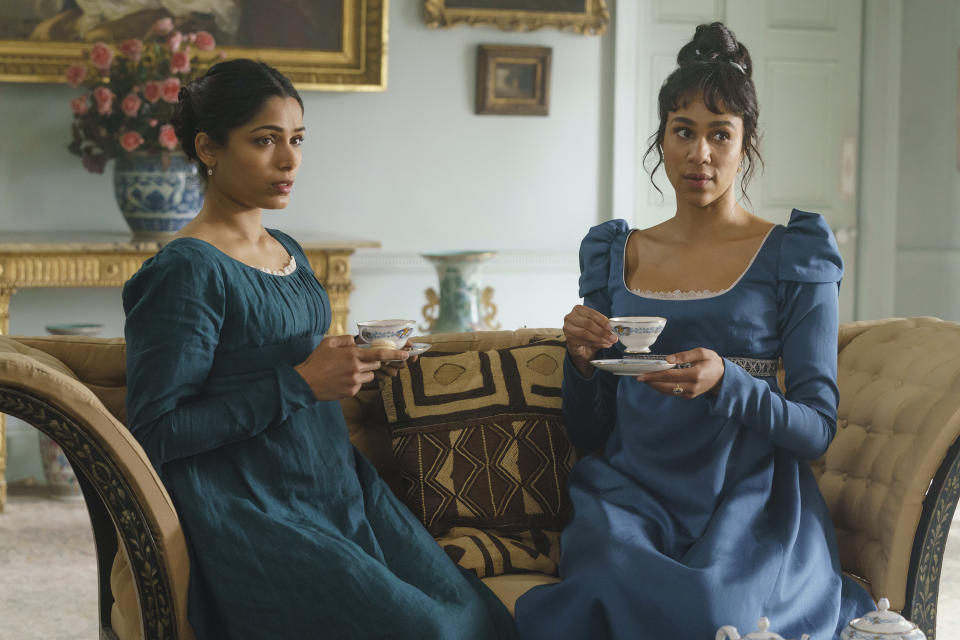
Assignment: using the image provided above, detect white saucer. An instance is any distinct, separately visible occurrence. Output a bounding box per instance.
[360,342,431,362]
[590,359,676,376]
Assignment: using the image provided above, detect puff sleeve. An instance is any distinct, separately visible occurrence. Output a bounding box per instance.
[123,245,317,474]
[562,220,630,454]
[707,210,843,459]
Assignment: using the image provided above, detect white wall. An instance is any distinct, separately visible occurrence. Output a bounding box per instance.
[894,0,960,320]
[0,2,613,482]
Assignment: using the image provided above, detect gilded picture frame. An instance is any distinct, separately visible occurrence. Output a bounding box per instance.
[0,0,387,91]
[424,0,608,35]
[475,44,551,116]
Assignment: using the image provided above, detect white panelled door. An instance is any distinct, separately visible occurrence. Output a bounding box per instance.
[632,0,863,321]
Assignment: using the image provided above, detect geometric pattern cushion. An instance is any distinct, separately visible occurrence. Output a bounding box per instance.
[381,340,576,535]
[435,526,562,579]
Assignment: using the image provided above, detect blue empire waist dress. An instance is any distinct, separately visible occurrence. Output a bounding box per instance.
[122,229,517,640]
[513,211,874,640]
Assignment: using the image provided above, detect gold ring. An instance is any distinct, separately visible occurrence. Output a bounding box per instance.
[673,385,684,395]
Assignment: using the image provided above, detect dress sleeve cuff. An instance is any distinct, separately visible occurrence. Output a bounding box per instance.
[275,363,318,412]
[705,357,754,418]
[564,352,598,383]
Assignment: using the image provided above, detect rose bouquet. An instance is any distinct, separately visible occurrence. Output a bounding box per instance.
[67,18,222,174]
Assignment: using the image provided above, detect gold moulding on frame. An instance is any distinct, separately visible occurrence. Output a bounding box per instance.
[0,0,388,91]
[424,0,609,35]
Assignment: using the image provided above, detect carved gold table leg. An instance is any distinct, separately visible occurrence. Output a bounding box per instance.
[0,286,15,512]
[305,250,356,336]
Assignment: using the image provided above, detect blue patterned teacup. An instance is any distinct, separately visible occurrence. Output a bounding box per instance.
[357,319,417,349]
[609,316,667,353]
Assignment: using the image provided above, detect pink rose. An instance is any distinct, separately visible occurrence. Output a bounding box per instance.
[170,48,191,74]
[70,96,89,115]
[92,86,114,115]
[161,77,181,103]
[167,31,183,52]
[149,119,158,127]
[120,131,144,152]
[143,81,162,103]
[118,39,143,63]
[152,18,174,35]
[89,42,113,72]
[194,31,216,51]
[121,93,141,117]
[65,64,87,87]
[158,124,179,151]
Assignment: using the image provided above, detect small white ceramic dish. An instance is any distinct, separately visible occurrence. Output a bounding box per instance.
[44,323,105,336]
[590,359,675,376]
[360,342,431,362]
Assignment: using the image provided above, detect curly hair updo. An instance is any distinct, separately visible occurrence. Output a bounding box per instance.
[643,22,763,198]
[169,59,303,184]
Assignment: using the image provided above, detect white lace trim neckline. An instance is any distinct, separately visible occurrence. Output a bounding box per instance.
[623,224,777,301]
[254,254,297,276]
[628,288,724,300]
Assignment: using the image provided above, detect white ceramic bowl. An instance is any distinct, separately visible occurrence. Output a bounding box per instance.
[356,319,417,349]
[609,316,666,353]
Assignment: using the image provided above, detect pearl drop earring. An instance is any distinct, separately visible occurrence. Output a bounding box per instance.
[207,168,214,176]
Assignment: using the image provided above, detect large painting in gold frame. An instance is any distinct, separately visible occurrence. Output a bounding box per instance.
[424,0,608,35]
[0,0,387,91]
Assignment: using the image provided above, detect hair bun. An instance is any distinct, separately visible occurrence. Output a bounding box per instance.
[169,84,198,161]
[677,22,752,78]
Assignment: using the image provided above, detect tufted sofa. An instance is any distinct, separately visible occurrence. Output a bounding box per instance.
[0,318,958,639]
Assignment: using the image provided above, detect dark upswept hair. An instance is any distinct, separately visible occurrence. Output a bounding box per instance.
[169,58,303,183]
[643,22,763,200]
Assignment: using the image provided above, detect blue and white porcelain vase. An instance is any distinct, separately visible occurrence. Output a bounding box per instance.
[113,152,202,238]
[421,251,500,334]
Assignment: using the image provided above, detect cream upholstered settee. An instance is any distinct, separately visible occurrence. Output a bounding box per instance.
[1,318,959,639]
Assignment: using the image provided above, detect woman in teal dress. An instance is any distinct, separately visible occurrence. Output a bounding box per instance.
[123,59,517,639]
[514,23,875,639]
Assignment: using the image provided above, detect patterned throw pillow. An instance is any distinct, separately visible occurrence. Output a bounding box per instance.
[381,339,576,536]
[436,527,562,578]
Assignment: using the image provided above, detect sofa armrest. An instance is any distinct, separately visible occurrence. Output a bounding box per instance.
[816,317,960,635]
[0,336,194,640]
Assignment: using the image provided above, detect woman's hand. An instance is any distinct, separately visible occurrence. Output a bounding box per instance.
[563,304,618,377]
[374,339,420,380]
[636,347,725,399]
[295,335,408,400]
[351,335,419,382]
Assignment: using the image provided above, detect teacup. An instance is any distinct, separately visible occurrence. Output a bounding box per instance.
[357,319,417,349]
[608,316,666,353]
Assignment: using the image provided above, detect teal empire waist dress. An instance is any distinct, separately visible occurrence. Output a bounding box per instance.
[122,229,517,640]
[513,211,875,639]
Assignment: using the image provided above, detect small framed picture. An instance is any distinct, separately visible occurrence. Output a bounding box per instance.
[475,45,552,116]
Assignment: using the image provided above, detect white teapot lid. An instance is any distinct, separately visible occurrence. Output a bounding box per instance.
[722,617,799,640]
[848,598,924,637]
[745,618,779,639]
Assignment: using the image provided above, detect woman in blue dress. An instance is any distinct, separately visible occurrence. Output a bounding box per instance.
[514,22,874,640]
[122,59,517,639]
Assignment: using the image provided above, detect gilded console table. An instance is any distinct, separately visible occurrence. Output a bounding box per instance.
[0,231,379,511]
